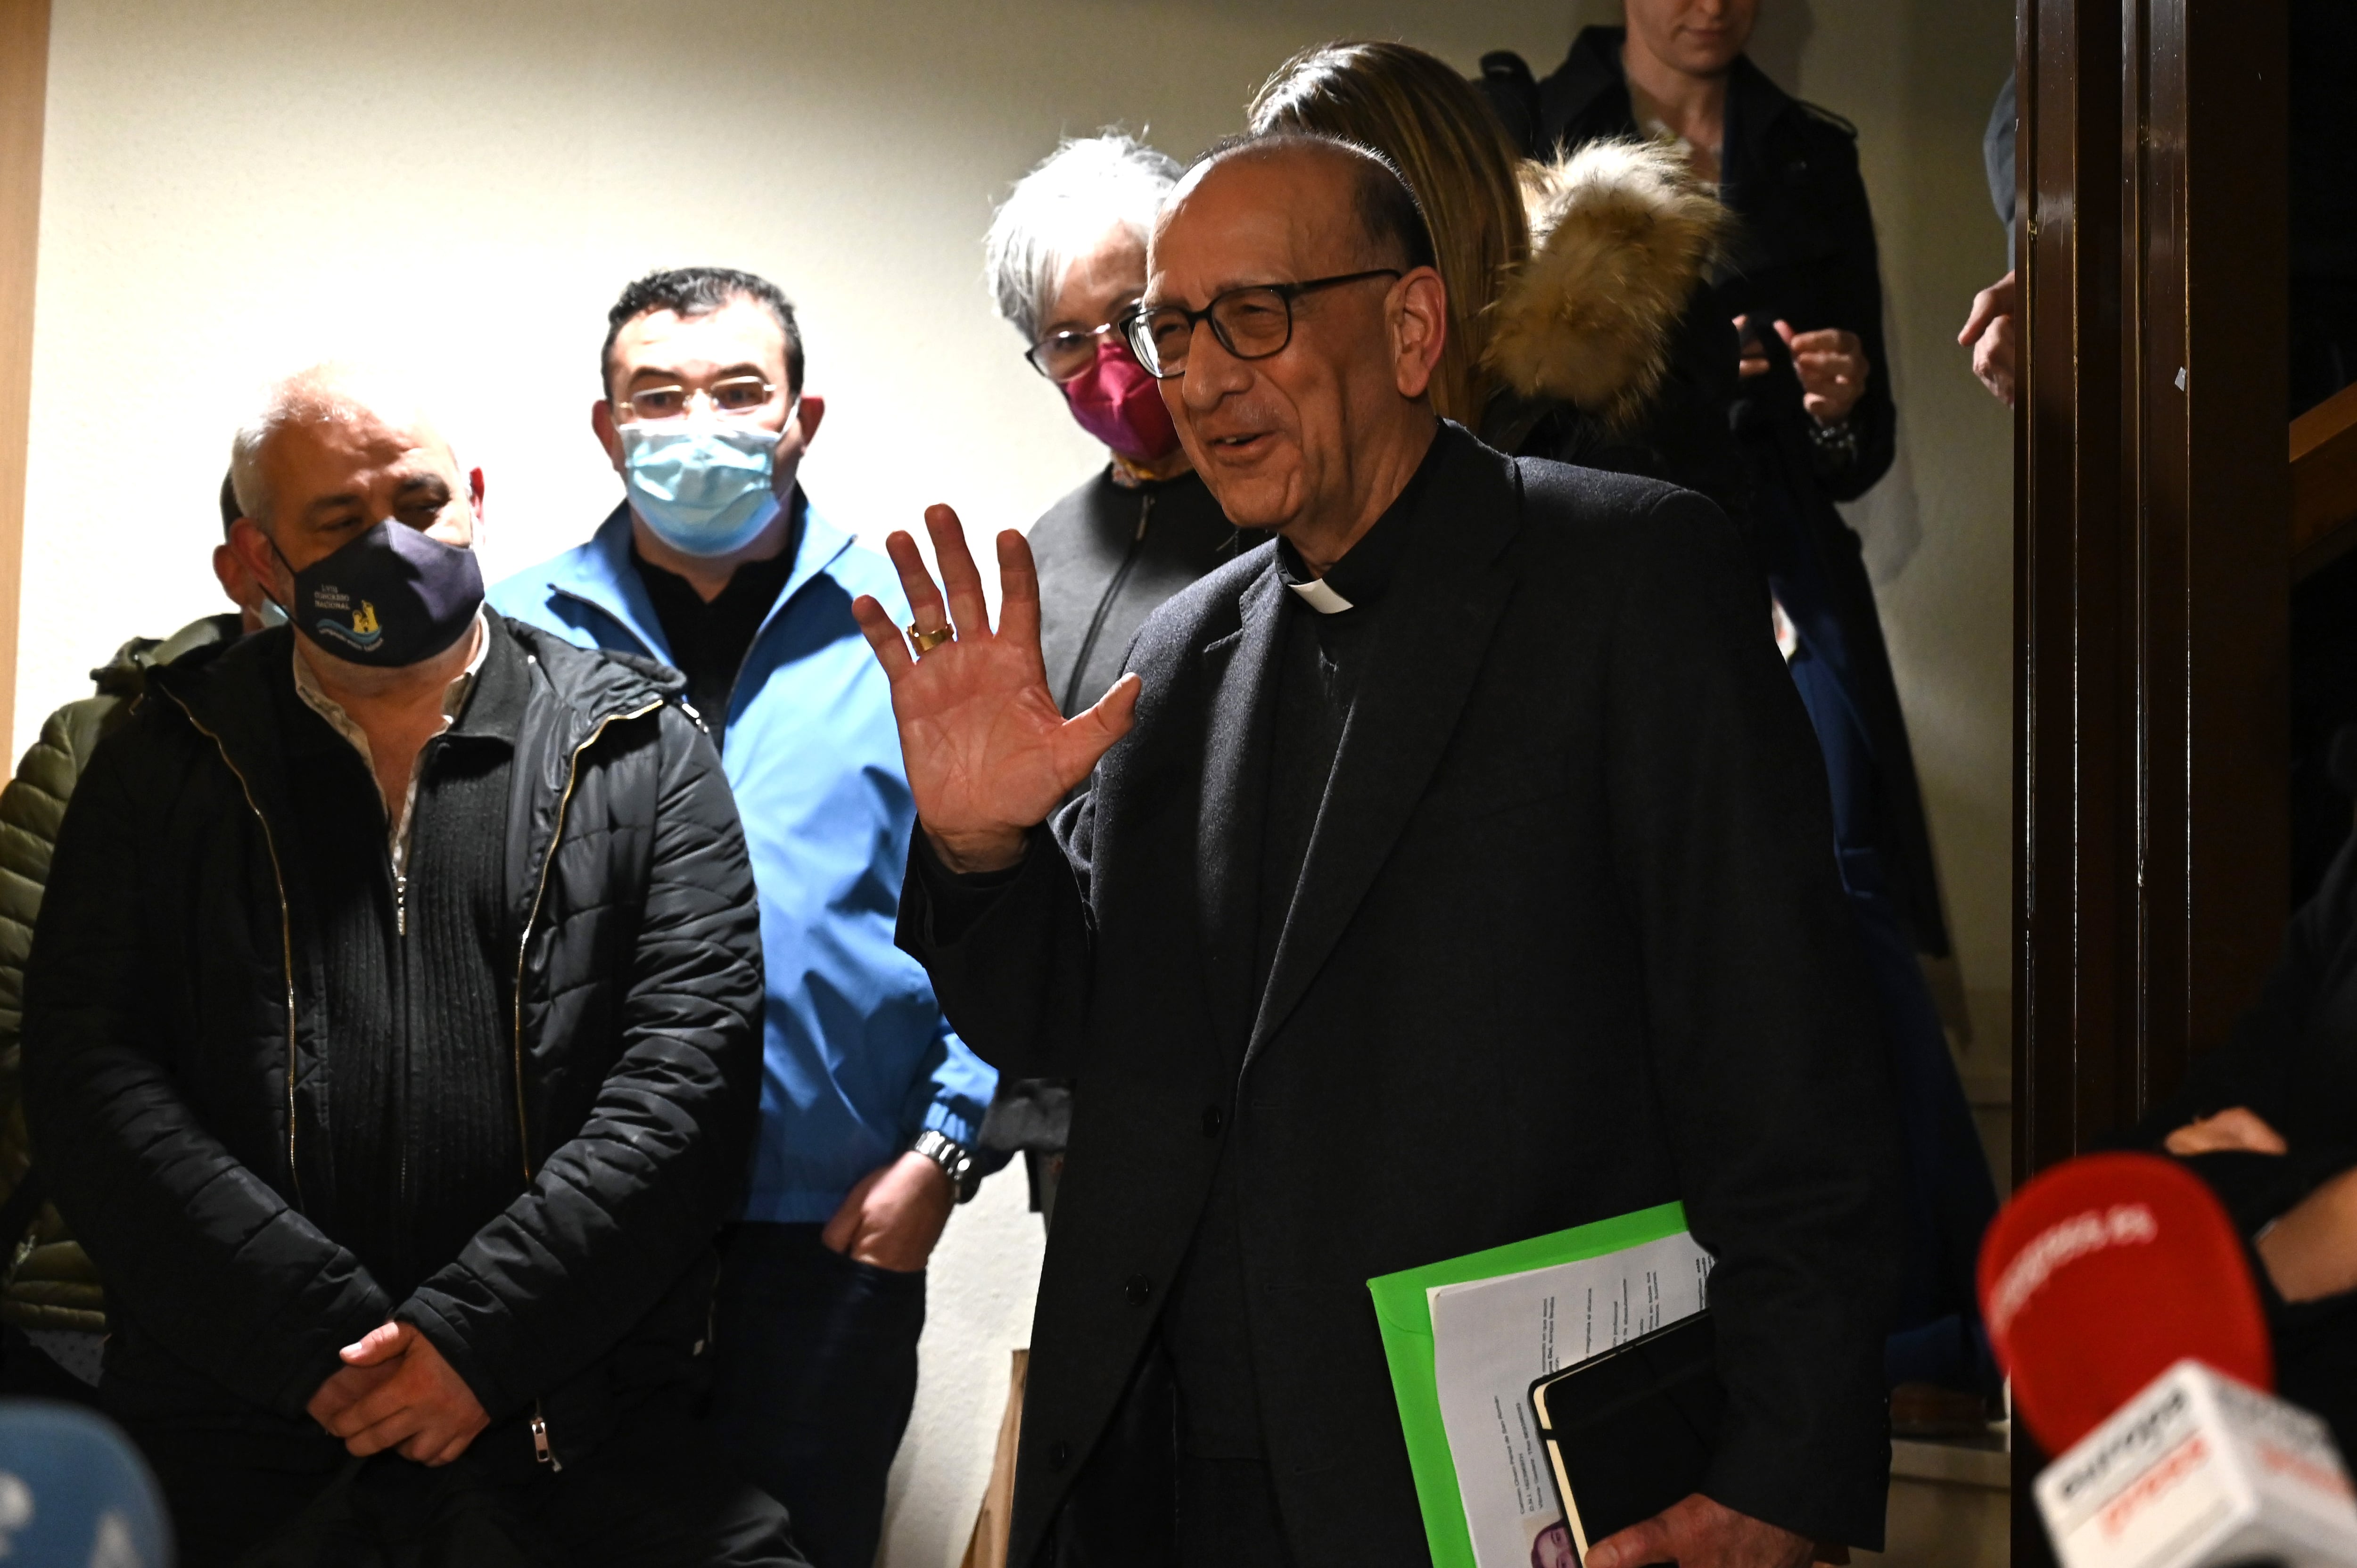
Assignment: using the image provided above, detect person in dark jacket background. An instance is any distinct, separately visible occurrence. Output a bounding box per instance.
[978,133,1238,1223]
[1482,2,1999,1414]
[2140,830,2357,1461]
[22,364,801,1567]
[1249,39,1750,520]
[0,474,271,1404]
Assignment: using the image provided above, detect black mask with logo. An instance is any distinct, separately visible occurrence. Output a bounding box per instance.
[271,521,484,667]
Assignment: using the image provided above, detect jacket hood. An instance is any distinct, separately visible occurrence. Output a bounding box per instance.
[89,613,243,699]
[1482,137,1733,431]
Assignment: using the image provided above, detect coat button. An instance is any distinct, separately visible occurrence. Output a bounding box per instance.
[1201,1105,1226,1137]
[1049,1439,1072,1470]
[1124,1273,1154,1305]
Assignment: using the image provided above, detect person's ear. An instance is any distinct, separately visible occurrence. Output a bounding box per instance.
[591,399,625,475]
[793,393,825,448]
[468,466,486,520]
[212,542,258,620]
[227,517,288,603]
[1389,266,1449,401]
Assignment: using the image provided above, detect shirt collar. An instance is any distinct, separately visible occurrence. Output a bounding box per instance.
[288,611,506,875]
[290,609,493,766]
[1274,427,1448,616]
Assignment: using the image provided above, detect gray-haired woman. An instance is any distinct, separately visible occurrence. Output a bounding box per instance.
[985,131,1236,725]
[979,132,1236,1225]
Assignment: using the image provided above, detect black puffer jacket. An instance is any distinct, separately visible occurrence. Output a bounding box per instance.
[21,617,762,1469]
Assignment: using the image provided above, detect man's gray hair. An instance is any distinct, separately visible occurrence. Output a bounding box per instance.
[227,362,436,529]
[985,131,1180,344]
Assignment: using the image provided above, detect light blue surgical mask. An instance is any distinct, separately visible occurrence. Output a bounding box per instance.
[619,419,786,558]
[254,596,289,630]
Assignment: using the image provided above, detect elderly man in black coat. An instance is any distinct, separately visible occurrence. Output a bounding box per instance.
[853,135,1901,1568]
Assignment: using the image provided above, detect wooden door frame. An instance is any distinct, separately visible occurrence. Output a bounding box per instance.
[2013,0,2288,1547]
[0,0,49,760]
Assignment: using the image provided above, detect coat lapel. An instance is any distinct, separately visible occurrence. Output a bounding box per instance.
[1195,562,1287,1062]
[1246,443,1524,1061]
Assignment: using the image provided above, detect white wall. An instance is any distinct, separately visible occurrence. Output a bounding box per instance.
[20,1,2014,1563]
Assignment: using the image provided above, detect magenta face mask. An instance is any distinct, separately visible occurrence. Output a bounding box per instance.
[1061,337,1181,462]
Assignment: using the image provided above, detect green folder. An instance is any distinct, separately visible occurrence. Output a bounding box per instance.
[1367,1201,1692,1568]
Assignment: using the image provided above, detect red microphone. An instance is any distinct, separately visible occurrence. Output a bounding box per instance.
[1979,1150,2271,1453]
[1978,1152,2357,1568]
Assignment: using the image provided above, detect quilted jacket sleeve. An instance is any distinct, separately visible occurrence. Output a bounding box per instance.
[0,699,101,1204]
[21,721,393,1416]
[0,699,97,1047]
[400,704,765,1418]
[0,696,122,1332]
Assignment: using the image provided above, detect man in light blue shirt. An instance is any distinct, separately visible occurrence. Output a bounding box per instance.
[491,266,1001,1568]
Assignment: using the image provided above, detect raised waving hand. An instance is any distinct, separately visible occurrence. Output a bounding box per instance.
[850,505,1140,873]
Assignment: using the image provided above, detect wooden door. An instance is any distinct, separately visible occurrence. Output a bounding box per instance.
[2013,0,2288,1548]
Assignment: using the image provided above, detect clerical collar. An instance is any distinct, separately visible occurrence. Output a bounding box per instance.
[1275,427,1448,615]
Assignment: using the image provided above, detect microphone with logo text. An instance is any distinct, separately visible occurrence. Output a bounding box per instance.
[1979,1151,2357,1568]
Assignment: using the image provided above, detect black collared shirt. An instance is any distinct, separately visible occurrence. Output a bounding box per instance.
[1268,434,1439,616]
[1164,426,1448,1469]
[631,501,800,728]
[1255,428,1445,994]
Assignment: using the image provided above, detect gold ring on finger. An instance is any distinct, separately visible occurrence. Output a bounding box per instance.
[908,622,956,655]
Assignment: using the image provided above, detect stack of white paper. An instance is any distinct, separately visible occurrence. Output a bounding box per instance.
[1426,1231,1715,1568]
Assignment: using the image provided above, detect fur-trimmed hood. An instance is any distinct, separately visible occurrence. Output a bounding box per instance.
[1483,138,1732,430]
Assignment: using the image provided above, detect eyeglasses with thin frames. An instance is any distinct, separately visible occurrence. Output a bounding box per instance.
[1024,319,1134,384]
[1121,269,1402,380]
[615,375,780,423]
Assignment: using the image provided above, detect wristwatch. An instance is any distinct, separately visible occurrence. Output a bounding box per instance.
[912,1129,982,1204]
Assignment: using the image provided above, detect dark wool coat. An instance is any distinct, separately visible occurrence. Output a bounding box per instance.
[21,616,762,1472]
[901,427,1904,1568]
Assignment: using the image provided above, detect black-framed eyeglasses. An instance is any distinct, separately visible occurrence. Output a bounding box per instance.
[1024,319,1133,384]
[1121,269,1402,380]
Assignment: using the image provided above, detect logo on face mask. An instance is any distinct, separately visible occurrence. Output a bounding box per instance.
[307,586,386,652]
[275,523,483,667]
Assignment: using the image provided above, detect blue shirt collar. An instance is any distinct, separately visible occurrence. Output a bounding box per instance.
[543,488,854,665]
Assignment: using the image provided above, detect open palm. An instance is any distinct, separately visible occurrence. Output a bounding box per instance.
[851,504,1139,872]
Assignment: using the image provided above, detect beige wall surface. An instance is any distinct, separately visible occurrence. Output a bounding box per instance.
[20,0,2013,1562]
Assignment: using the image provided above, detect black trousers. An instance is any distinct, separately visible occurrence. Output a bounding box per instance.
[708,1223,926,1568]
[140,1409,803,1568]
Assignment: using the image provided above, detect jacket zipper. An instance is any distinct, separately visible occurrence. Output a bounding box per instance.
[509,697,658,1470]
[532,1400,561,1470]
[161,692,305,1210]
[509,698,662,1183]
[1061,489,1155,716]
